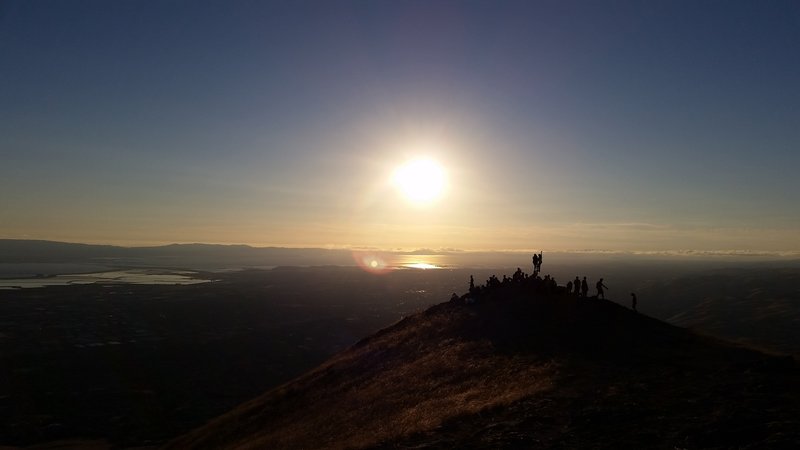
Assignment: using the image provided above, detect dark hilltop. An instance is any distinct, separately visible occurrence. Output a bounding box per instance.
[168,272,800,449]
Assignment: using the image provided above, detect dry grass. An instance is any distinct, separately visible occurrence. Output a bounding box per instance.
[168,302,559,450]
[167,293,800,450]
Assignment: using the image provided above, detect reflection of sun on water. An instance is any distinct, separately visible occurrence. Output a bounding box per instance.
[353,252,443,273]
[396,255,442,270]
[404,262,439,270]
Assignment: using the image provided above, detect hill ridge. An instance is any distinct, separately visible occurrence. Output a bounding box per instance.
[167,282,800,449]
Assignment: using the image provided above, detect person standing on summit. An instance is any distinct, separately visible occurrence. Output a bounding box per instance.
[596,278,609,299]
[532,254,540,274]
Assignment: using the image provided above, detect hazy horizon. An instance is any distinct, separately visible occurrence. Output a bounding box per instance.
[6,237,800,259]
[3,239,800,283]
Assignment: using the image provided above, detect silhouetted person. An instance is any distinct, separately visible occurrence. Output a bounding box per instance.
[596,278,608,299]
[573,276,581,295]
[566,280,573,294]
[631,292,637,312]
[581,277,588,297]
[532,254,539,274]
[537,251,543,272]
[469,275,475,293]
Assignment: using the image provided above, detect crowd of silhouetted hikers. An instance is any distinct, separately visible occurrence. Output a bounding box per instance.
[450,252,638,311]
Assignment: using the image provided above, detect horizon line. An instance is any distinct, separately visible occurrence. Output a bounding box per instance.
[2,238,800,259]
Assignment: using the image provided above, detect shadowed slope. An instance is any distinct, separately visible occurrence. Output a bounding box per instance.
[167,289,800,449]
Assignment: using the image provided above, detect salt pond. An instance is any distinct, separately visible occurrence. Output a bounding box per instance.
[0,269,210,289]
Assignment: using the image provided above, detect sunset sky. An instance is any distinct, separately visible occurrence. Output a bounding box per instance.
[2,1,798,253]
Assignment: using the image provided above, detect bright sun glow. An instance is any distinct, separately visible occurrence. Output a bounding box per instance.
[393,158,447,205]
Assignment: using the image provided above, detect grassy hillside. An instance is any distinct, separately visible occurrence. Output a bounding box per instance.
[168,285,800,449]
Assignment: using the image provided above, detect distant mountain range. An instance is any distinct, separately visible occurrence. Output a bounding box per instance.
[167,287,800,449]
[640,268,800,355]
[0,239,355,268]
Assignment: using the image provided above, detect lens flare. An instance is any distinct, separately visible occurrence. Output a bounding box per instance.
[352,251,393,274]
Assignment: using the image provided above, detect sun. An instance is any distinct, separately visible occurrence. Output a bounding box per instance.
[393,158,447,205]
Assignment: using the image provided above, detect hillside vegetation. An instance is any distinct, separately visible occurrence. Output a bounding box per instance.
[168,285,800,449]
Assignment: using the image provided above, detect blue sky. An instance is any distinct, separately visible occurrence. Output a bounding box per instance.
[1,1,798,252]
